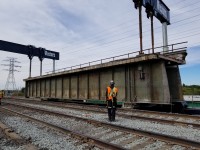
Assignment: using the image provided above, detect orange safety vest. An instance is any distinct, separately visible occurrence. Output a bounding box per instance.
[0,91,3,98]
[106,86,118,100]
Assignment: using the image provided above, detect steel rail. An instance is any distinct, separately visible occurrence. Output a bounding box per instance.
[0,107,125,150]
[3,99,200,128]
[0,121,37,150]
[39,98,200,120]
[2,102,200,149]
[43,102,200,129]
[119,107,200,120]
[4,99,200,129]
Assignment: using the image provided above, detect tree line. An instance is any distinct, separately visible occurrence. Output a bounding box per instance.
[182,84,200,95]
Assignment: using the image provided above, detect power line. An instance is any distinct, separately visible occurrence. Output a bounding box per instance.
[17,1,200,63]
[172,0,200,13]
[1,57,21,96]
[49,1,200,52]
[13,1,200,71]
[55,8,200,56]
[18,19,200,70]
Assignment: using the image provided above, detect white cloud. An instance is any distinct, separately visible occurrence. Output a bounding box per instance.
[0,0,200,89]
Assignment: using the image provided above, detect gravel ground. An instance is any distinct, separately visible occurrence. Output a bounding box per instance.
[0,113,99,150]
[111,133,134,144]
[124,137,148,149]
[5,99,200,123]
[2,106,173,149]
[13,102,200,142]
[99,131,121,140]
[120,111,200,124]
[141,140,165,150]
[2,102,195,150]
[0,127,24,150]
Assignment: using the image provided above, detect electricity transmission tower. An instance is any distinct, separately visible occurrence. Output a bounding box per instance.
[1,57,21,96]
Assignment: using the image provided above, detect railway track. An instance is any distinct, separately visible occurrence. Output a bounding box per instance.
[0,121,37,150]
[3,98,200,129]
[1,101,199,149]
[0,107,122,150]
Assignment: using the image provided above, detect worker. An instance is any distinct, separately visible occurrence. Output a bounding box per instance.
[0,90,3,105]
[106,80,118,121]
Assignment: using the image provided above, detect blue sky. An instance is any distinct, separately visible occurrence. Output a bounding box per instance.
[180,46,200,85]
[0,0,200,89]
[180,64,200,85]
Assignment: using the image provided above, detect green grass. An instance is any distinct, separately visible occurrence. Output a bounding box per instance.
[182,85,200,95]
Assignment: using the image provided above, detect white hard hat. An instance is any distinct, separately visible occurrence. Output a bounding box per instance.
[110,80,115,85]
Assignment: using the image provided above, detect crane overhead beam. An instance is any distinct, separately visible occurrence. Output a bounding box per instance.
[0,40,59,60]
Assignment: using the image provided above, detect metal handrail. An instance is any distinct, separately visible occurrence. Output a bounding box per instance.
[46,41,187,74]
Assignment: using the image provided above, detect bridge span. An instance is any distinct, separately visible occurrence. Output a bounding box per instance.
[24,42,187,107]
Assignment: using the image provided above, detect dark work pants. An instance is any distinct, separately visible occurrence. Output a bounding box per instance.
[107,99,117,121]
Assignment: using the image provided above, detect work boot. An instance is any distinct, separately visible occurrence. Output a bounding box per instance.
[109,116,112,121]
[108,108,112,121]
[112,115,115,121]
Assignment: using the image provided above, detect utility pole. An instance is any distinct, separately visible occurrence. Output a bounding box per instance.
[132,0,170,53]
[1,57,21,96]
[133,0,143,54]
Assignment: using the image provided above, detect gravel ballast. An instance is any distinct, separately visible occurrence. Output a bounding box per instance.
[0,127,24,150]
[2,101,194,149]
[0,113,96,150]
[13,102,200,142]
